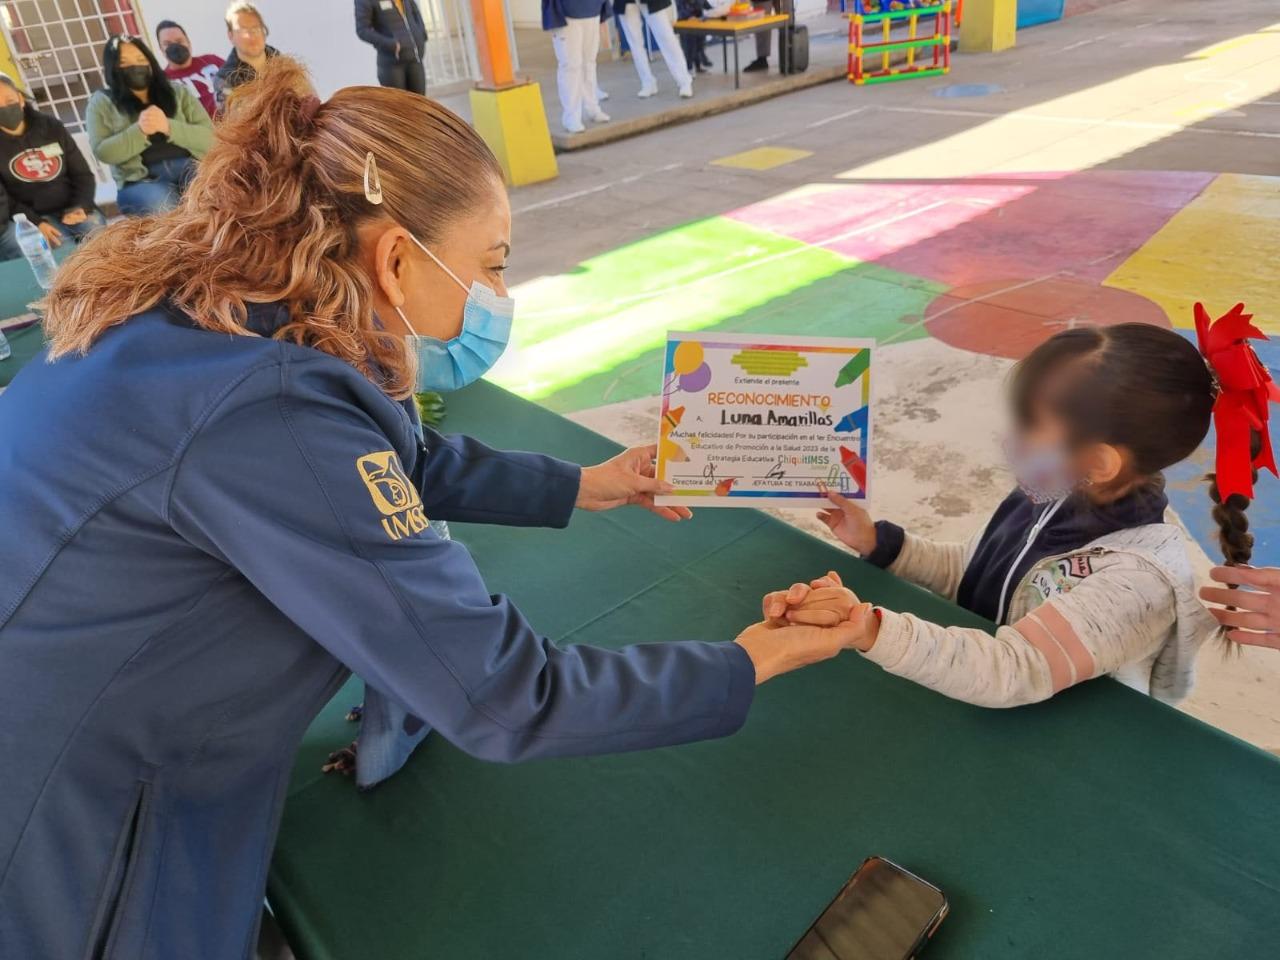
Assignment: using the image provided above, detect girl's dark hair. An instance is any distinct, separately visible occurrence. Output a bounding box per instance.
[1011,323,1216,477]
[1208,430,1261,566]
[102,35,176,117]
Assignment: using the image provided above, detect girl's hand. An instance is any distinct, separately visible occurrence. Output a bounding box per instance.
[734,618,862,684]
[762,569,846,623]
[577,444,692,522]
[818,488,877,555]
[1200,565,1280,650]
[760,570,880,653]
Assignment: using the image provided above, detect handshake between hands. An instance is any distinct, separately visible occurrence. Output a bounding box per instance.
[573,448,882,683]
[735,571,881,685]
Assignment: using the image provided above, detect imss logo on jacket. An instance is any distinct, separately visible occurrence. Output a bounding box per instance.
[357,450,429,540]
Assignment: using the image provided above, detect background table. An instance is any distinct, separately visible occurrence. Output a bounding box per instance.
[674,14,792,88]
[267,380,1280,960]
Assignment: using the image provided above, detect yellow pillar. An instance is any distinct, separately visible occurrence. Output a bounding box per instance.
[0,32,20,81]
[470,83,558,187]
[959,0,1017,53]
[467,0,558,187]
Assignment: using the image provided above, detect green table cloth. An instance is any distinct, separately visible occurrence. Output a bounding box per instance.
[268,381,1280,960]
[1,247,75,388]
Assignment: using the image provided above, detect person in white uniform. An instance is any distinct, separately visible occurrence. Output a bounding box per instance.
[542,0,612,133]
[616,0,693,99]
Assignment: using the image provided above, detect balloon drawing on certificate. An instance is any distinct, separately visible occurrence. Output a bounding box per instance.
[655,333,873,509]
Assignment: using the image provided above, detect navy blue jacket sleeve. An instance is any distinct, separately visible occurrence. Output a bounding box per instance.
[167,359,754,763]
[864,520,905,568]
[413,426,581,528]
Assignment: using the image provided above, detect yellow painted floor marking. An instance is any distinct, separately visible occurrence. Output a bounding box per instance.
[711,146,814,171]
[1104,173,1280,332]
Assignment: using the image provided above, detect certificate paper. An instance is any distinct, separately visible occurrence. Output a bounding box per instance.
[655,333,873,509]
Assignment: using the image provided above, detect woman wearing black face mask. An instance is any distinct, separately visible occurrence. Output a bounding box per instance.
[87,35,213,215]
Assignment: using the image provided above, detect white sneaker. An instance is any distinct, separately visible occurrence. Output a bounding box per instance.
[638,82,658,98]
[563,120,586,134]
[586,109,611,123]
[679,83,693,99]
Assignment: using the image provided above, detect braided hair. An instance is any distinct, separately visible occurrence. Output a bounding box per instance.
[1207,428,1262,648]
[1208,429,1262,568]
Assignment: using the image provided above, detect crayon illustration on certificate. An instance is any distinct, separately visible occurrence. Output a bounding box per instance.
[655,332,873,509]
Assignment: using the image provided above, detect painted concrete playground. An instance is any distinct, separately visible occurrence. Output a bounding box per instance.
[492,0,1280,748]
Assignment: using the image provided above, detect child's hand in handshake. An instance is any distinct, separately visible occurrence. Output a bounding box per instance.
[818,488,877,555]
[761,570,880,652]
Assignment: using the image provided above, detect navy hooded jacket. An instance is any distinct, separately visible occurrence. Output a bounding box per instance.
[0,304,754,959]
[354,0,428,66]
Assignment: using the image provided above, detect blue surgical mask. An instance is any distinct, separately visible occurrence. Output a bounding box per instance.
[1002,435,1082,504]
[396,234,514,393]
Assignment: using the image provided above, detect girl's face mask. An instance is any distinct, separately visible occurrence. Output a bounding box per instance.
[1003,434,1083,504]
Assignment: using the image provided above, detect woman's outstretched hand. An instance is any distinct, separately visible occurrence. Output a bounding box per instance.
[734,617,865,685]
[761,570,880,653]
[817,488,877,555]
[577,444,693,522]
[1200,565,1280,650]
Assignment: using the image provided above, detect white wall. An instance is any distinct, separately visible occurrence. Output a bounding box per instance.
[510,0,542,28]
[146,0,381,98]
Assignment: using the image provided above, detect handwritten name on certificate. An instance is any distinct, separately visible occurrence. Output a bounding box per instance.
[654,333,873,509]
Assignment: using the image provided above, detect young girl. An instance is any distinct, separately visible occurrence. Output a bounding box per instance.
[767,313,1277,707]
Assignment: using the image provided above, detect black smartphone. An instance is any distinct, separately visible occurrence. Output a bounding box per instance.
[784,857,949,960]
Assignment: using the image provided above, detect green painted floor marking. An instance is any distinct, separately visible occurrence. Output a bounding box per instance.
[491,215,943,413]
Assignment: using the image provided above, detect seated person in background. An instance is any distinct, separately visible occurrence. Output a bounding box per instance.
[0,72,104,257]
[87,35,212,216]
[0,180,13,261]
[215,2,279,115]
[766,321,1276,707]
[157,19,224,118]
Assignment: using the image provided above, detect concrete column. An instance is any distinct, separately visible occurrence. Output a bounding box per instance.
[958,0,1017,53]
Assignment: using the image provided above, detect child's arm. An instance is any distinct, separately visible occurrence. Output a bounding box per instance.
[866,567,1177,706]
[772,566,1178,707]
[820,490,978,601]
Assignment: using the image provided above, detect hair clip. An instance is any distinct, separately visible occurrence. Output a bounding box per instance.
[363,152,383,206]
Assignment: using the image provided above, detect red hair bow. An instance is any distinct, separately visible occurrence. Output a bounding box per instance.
[1194,302,1280,501]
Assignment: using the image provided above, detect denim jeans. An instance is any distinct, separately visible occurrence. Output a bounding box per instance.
[0,207,108,261]
[115,157,197,216]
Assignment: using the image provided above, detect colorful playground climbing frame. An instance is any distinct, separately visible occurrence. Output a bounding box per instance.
[845,1,951,85]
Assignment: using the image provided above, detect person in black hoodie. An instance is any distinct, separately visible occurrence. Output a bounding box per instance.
[0,72,103,261]
[354,0,429,95]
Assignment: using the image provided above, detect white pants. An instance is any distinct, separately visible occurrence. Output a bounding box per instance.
[551,16,603,129]
[619,3,692,92]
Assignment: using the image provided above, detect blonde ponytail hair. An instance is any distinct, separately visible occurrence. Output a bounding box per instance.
[44,57,503,400]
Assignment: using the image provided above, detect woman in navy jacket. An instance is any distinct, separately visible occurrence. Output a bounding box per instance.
[0,59,853,959]
[355,0,429,94]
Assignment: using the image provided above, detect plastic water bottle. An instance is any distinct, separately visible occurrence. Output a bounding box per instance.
[13,213,58,290]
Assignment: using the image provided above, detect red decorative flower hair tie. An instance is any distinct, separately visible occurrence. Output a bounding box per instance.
[1194,302,1280,501]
